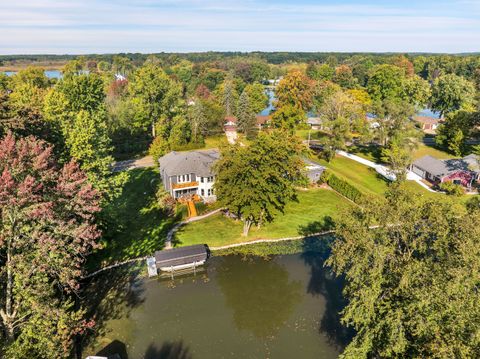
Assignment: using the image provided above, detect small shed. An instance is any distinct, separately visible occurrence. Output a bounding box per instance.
[154,244,209,272]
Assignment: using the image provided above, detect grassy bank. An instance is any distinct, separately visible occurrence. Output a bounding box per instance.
[317,155,389,196]
[175,188,350,247]
[88,168,178,270]
[213,234,335,257]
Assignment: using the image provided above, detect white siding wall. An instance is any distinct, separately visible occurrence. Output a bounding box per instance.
[196,175,215,199]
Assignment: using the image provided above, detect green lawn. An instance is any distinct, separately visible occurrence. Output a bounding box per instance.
[204,134,228,149]
[175,188,350,247]
[349,143,456,163]
[317,155,390,196]
[413,143,457,160]
[295,129,327,141]
[88,168,178,269]
[316,153,465,202]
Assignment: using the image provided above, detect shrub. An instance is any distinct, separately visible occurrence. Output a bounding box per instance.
[156,186,176,216]
[439,181,464,196]
[319,169,363,203]
[148,136,170,163]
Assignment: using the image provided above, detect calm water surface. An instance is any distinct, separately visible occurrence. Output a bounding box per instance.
[3,70,62,79]
[82,253,350,359]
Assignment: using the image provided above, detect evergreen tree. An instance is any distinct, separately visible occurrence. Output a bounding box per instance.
[237,90,257,138]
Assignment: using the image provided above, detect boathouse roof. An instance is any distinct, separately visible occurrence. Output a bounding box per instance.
[154,244,209,268]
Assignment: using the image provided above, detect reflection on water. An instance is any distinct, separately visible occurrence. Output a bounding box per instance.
[81,253,348,359]
[216,256,302,339]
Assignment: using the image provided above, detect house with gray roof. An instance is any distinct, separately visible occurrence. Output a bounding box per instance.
[159,149,220,201]
[411,155,478,188]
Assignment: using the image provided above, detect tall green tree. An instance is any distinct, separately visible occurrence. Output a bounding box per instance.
[431,74,476,116]
[381,133,418,181]
[327,187,480,358]
[306,62,334,81]
[0,132,101,358]
[333,65,357,89]
[367,64,405,102]
[372,99,416,146]
[221,73,238,117]
[401,75,431,108]
[214,131,305,236]
[65,110,126,201]
[271,104,306,131]
[188,101,207,143]
[435,110,477,156]
[128,63,183,137]
[5,67,50,137]
[243,82,268,114]
[236,90,258,138]
[319,91,366,161]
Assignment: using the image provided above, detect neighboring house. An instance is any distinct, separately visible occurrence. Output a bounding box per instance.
[255,115,271,128]
[224,116,238,144]
[224,115,270,131]
[159,149,220,201]
[411,155,478,188]
[307,117,321,130]
[413,116,442,134]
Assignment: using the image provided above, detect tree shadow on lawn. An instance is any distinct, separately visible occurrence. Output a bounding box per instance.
[349,144,384,164]
[89,168,181,270]
[299,221,354,351]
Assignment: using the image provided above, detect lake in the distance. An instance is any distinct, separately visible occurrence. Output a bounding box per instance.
[81,253,351,359]
[3,70,62,79]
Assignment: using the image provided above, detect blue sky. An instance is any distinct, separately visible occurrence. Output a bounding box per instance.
[1,0,479,54]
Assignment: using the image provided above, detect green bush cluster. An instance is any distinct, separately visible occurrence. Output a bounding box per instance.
[319,170,364,203]
[439,181,464,196]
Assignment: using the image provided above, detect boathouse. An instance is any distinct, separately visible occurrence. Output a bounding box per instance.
[154,244,209,272]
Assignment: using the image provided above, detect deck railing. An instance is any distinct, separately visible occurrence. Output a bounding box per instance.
[172,181,199,189]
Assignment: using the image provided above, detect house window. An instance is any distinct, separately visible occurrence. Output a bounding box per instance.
[201,189,205,196]
[201,177,204,183]
[453,179,461,185]
[207,189,211,196]
[178,174,191,183]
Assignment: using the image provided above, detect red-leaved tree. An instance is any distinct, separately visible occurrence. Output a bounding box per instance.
[0,132,101,358]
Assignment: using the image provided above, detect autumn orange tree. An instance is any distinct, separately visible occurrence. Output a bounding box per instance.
[275,70,314,112]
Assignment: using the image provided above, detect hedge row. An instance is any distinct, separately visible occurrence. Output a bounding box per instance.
[320,170,364,203]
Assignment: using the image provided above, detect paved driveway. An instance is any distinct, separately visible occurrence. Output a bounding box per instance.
[112,155,155,172]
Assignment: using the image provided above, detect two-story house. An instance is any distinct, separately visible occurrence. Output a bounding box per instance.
[159,149,220,201]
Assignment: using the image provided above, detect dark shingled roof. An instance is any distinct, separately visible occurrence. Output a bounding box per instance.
[413,155,477,177]
[154,244,209,268]
[159,149,220,177]
[413,155,449,177]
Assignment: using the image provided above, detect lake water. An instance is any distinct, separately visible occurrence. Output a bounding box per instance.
[260,89,276,116]
[3,69,62,79]
[81,253,350,359]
